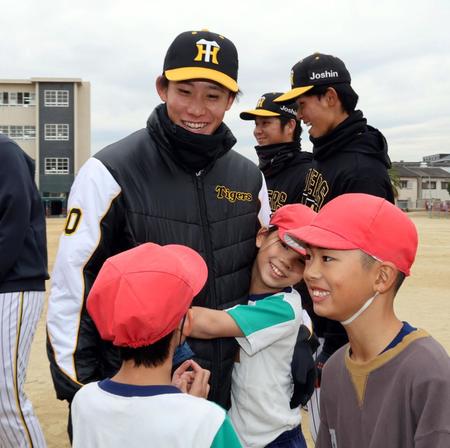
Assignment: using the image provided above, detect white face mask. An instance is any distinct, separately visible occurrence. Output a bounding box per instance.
[340,292,379,326]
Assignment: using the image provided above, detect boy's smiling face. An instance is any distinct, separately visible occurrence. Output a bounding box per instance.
[303,246,379,322]
[250,230,306,295]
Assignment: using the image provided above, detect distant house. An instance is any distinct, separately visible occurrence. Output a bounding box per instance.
[0,77,90,215]
[392,158,450,210]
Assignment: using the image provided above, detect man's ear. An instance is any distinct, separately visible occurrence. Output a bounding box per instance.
[156,76,168,102]
[374,262,398,294]
[256,226,269,249]
[325,87,339,107]
[181,309,193,337]
[225,92,235,111]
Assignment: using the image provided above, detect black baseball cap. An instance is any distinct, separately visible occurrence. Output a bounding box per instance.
[240,92,297,120]
[275,53,351,103]
[163,29,239,93]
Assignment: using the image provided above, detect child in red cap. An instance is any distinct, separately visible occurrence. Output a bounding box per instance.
[190,203,317,448]
[284,193,450,448]
[70,243,242,448]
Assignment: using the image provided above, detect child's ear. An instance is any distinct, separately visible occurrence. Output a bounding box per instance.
[374,262,398,294]
[256,227,269,248]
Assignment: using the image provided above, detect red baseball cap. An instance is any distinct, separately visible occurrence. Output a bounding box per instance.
[284,194,418,275]
[270,204,317,254]
[87,243,208,348]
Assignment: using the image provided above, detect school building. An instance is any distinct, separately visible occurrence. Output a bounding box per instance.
[0,78,90,215]
[393,156,450,211]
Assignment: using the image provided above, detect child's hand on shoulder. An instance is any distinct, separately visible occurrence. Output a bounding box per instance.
[172,359,211,399]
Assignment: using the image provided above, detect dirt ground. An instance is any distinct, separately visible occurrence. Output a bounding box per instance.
[25,212,450,447]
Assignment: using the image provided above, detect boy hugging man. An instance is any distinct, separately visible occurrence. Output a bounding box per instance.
[190,203,317,448]
[71,243,241,448]
[284,193,450,448]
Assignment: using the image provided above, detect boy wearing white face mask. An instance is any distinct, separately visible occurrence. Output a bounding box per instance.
[284,193,450,448]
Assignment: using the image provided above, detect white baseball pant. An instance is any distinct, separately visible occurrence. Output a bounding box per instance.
[0,291,46,447]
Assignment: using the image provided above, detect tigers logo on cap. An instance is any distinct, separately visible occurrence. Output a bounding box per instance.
[194,39,220,64]
[163,29,239,92]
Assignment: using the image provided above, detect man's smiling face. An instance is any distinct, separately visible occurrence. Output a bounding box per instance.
[158,80,234,135]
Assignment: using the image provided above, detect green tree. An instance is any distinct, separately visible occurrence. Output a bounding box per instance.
[388,167,401,199]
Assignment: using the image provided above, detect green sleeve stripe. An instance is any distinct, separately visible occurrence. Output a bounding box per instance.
[226,294,295,336]
[211,414,242,448]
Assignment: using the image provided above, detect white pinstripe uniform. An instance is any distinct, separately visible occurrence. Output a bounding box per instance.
[0,291,46,448]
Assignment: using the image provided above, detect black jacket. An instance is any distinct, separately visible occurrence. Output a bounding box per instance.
[47,105,267,408]
[0,135,48,293]
[301,110,394,211]
[300,111,394,356]
[256,142,313,212]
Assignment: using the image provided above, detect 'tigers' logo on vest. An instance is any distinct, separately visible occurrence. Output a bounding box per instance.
[195,39,220,64]
[215,185,253,203]
[309,70,339,80]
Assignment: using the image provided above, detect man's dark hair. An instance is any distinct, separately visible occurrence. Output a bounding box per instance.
[302,83,359,114]
[119,330,175,368]
[279,116,302,144]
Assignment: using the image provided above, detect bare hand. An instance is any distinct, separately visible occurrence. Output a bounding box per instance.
[171,359,210,398]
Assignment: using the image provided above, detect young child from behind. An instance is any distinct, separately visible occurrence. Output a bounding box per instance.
[190,204,316,448]
[284,193,450,448]
[71,243,242,448]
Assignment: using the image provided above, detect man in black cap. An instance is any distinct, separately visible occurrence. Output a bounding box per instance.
[275,53,394,441]
[47,29,270,425]
[240,93,312,212]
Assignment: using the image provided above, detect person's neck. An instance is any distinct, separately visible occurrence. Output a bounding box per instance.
[345,293,402,363]
[330,110,349,131]
[249,267,284,295]
[111,357,173,386]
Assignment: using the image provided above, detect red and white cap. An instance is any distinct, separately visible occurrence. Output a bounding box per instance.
[284,193,418,275]
[87,243,208,348]
[269,204,317,254]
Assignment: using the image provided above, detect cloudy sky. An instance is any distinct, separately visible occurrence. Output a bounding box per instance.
[2,0,449,163]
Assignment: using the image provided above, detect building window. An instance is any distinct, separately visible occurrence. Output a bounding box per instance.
[44,90,69,107]
[399,180,413,189]
[421,181,436,190]
[45,124,69,141]
[45,157,69,174]
[442,181,449,190]
[24,126,36,139]
[9,125,24,139]
[0,91,35,106]
[0,125,36,139]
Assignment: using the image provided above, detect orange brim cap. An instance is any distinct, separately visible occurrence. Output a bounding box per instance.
[240,109,280,120]
[274,85,314,103]
[165,67,239,92]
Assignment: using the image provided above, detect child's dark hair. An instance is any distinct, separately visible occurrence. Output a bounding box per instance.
[119,330,174,368]
[278,116,302,144]
[302,83,359,114]
[360,253,406,293]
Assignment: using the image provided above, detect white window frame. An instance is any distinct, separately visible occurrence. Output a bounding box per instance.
[9,125,24,139]
[44,90,69,107]
[0,125,8,135]
[45,123,69,141]
[23,126,36,139]
[44,157,70,175]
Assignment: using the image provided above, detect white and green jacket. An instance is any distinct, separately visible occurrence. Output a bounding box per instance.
[227,287,305,447]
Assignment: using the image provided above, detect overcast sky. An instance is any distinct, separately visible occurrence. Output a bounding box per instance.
[2,0,449,163]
